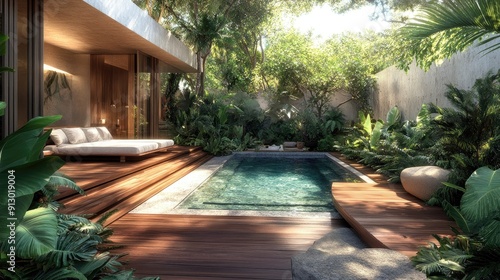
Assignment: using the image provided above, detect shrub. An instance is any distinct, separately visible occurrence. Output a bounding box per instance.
[412,167,500,279]
[0,109,157,279]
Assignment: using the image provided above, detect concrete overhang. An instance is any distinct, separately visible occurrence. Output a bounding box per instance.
[44,0,197,73]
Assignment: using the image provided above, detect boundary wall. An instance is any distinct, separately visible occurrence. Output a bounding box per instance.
[373,38,500,120]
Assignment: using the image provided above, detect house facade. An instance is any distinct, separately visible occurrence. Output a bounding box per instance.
[1,0,197,139]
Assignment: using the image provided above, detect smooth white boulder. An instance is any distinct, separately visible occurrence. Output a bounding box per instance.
[400,166,450,201]
[291,229,425,280]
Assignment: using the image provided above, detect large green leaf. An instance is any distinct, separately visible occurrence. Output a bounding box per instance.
[0,157,64,240]
[416,104,432,129]
[462,167,500,223]
[362,113,372,136]
[385,106,401,129]
[37,231,98,268]
[33,267,86,280]
[74,252,115,279]
[5,115,61,136]
[480,219,500,247]
[13,207,58,258]
[0,193,33,240]
[370,121,384,149]
[0,115,62,170]
[45,174,84,196]
[443,200,470,234]
[1,157,65,197]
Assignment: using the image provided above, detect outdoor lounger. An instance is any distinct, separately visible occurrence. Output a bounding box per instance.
[44,127,174,162]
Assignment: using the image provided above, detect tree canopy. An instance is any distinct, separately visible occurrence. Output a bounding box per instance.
[397,0,500,71]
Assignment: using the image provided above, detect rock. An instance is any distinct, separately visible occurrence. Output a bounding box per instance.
[291,229,425,280]
[400,166,450,201]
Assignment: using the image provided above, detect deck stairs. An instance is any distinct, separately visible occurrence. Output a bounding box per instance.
[56,146,213,225]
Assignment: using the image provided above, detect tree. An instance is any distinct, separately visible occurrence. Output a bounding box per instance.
[132,0,167,22]
[262,30,348,119]
[397,0,500,71]
[133,0,326,97]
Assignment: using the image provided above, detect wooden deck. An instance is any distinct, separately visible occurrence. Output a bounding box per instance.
[330,153,457,257]
[56,145,213,225]
[109,214,348,279]
[55,149,458,278]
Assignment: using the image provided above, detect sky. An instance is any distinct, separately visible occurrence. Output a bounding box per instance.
[291,4,390,42]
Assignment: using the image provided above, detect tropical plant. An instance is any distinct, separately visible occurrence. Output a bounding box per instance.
[0,109,158,279]
[412,166,500,279]
[338,105,434,182]
[397,0,500,71]
[427,70,500,205]
[173,92,259,155]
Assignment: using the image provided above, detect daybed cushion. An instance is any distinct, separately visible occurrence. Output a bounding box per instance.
[141,139,175,148]
[50,129,69,145]
[47,140,159,156]
[82,127,103,142]
[61,128,87,144]
[44,139,175,156]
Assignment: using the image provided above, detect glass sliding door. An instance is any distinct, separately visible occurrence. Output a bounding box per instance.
[136,52,154,138]
[136,52,180,139]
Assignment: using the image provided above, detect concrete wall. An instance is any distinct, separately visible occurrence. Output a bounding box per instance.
[43,43,91,127]
[374,39,500,121]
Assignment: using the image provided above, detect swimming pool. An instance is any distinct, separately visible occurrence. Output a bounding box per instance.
[175,153,363,212]
[132,152,374,217]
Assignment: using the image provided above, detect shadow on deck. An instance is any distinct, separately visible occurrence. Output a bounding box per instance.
[330,152,457,257]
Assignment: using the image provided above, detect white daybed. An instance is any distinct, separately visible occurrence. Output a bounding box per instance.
[44,127,174,162]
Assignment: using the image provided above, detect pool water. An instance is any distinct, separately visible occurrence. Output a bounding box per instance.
[176,154,362,212]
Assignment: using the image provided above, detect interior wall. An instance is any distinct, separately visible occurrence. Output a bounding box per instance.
[90,54,134,138]
[43,43,91,126]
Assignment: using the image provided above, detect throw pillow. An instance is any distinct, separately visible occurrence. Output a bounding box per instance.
[50,129,69,145]
[82,127,103,142]
[96,126,113,140]
[61,128,87,144]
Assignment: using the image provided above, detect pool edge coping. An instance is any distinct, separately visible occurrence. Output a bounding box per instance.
[131,152,373,218]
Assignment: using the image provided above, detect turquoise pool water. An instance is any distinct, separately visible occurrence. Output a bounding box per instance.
[176,154,362,212]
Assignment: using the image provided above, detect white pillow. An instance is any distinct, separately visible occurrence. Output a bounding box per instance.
[50,129,69,145]
[96,126,113,140]
[82,127,103,142]
[61,128,87,144]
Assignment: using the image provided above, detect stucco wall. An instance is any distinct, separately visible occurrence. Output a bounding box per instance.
[43,43,91,127]
[374,39,500,121]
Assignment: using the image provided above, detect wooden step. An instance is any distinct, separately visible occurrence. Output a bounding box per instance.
[57,148,213,223]
[103,153,213,225]
[56,146,202,200]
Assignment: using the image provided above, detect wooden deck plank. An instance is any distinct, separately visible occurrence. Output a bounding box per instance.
[57,146,213,224]
[109,214,349,279]
[330,153,457,257]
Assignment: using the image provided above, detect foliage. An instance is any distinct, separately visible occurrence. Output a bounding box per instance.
[412,167,500,279]
[327,31,394,114]
[338,70,500,188]
[172,92,260,155]
[330,0,434,19]
[337,105,434,182]
[428,70,500,205]
[397,0,500,71]
[0,110,157,279]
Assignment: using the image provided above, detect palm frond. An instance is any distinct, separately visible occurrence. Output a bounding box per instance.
[399,0,500,70]
[36,231,98,268]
